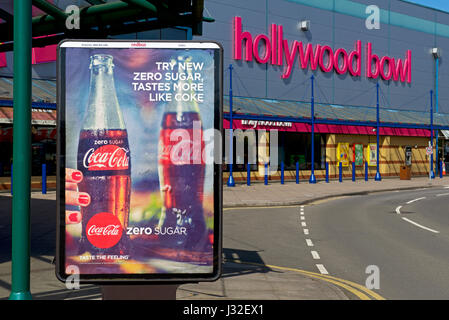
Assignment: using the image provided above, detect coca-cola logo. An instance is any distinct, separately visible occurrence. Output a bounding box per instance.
[86,212,123,249]
[83,145,129,171]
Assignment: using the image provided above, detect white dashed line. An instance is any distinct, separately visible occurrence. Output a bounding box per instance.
[436,193,449,197]
[301,222,307,227]
[316,264,329,275]
[303,229,309,235]
[300,216,305,220]
[395,206,402,215]
[311,251,320,260]
[406,197,426,204]
[306,239,314,247]
[401,217,440,234]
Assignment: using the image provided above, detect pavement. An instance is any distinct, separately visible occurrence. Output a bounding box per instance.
[0,175,447,300]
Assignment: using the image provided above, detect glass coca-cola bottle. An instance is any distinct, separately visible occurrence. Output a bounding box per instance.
[157,55,209,253]
[77,54,132,259]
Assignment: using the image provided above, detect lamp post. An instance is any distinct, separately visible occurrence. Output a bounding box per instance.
[432,47,440,176]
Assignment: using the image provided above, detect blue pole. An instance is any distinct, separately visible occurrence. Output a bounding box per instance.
[42,163,47,194]
[436,57,439,176]
[264,163,268,185]
[309,75,316,184]
[296,161,299,184]
[227,64,235,187]
[430,89,435,179]
[375,83,382,181]
[365,161,368,181]
[439,161,443,179]
[339,162,342,183]
[325,162,329,183]
[281,161,284,184]
[247,163,251,186]
[352,162,356,182]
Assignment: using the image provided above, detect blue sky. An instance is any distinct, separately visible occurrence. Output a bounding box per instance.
[404,0,449,13]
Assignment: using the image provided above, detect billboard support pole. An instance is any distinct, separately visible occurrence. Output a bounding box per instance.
[9,1,32,300]
[375,83,382,181]
[227,64,235,187]
[309,75,316,184]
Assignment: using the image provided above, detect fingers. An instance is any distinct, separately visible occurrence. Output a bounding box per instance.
[66,211,81,224]
[66,190,91,207]
[66,168,83,184]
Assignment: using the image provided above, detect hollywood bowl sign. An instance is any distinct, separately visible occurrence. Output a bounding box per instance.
[233,16,411,83]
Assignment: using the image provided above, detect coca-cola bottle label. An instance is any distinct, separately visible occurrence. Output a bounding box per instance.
[78,129,131,176]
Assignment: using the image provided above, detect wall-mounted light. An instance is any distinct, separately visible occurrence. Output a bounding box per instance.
[298,20,310,31]
[431,47,441,59]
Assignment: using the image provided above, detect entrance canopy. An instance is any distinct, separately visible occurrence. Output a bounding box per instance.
[0,0,214,52]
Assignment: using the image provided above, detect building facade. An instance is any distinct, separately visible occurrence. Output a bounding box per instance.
[2,0,449,181]
[194,0,449,181]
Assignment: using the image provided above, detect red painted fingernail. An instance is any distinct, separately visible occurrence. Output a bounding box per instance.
[69,212,79,223]
[72,171,82,182]
[78,194,90,205]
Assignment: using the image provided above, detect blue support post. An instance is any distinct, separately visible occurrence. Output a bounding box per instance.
[325,162,329,183]
[440,161,443,179]
[436,57,439,177]
[264,163,268,185]
[42,163,47,194]
[227,64,235,187]
[352,162,356,182]
[430,89,435,179]
[365,161,368,181]
[375,83,382,181]
[296,162,299,184]
[281,161,284,184]
[309,75,317,184]
[247,163,251,186]
[339,162,343,183]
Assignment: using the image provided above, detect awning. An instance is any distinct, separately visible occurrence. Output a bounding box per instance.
[224,119,430,137]
[0,106,56,126]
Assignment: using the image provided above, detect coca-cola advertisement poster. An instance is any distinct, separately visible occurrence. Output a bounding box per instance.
[56,41,222,282]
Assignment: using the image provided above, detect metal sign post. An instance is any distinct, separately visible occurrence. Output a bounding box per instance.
[9,1,32,301]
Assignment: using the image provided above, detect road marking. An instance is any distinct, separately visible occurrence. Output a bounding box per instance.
[301,222,307,227]
[406,197,426,204]
[306,239,314,247]
[311,251,320,259]
[436,193,449,197]
[316,264,328,275]
[401,217,440,234]
[300,211,304,215]
[395,206,402,215]
[300,216,305,220]
[225,260,385,300]
[303,229,309,235]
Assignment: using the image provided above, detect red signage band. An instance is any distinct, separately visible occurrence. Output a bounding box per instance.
[233,16,412,83]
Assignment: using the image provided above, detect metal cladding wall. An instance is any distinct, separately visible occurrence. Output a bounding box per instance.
[196,0,449,114]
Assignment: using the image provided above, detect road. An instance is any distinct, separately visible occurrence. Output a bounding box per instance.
[224,185,449,300]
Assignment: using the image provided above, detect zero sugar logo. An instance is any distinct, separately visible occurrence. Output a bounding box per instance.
[233,16,411,83]
[86,212,123,249]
